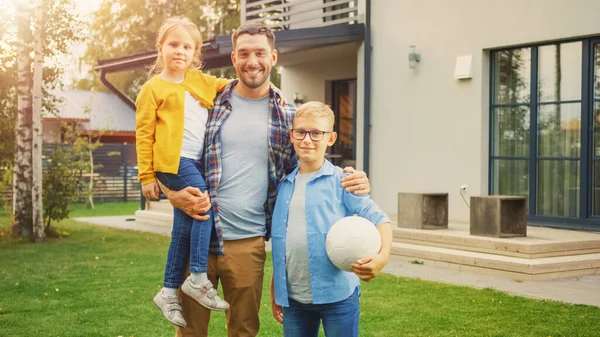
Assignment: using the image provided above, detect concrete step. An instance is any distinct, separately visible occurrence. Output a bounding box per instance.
[391,242,600,281]
[146,200,174,214]
[392,224,600,259]
[135,210,173,228]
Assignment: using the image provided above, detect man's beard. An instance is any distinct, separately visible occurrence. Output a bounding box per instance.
[238,69,270,89]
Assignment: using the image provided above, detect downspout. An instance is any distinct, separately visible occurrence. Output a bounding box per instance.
[99,69,136,110]
[363,0,372,176]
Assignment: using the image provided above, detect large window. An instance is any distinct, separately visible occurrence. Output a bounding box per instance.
[490,38,600,228]
[594,45,600,216]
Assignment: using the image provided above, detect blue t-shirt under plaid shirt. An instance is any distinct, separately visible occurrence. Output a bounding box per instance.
[203,80,298,255]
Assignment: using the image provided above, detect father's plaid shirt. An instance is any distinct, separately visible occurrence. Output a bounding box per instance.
[204,80,298,255]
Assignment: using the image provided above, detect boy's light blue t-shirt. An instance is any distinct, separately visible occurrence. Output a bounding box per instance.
[285,172,315,304]
[271,160,390,307]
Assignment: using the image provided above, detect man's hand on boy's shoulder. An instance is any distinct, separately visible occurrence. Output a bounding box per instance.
[341,167,370,195]
[349,253,388,282]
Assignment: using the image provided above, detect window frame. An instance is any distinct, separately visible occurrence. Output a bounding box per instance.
[489,37,600,231]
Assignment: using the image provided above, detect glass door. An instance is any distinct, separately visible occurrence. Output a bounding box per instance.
[328,79,356,167]
[536,42,582,217]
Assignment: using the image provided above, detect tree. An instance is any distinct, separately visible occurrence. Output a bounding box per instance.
[0,2,17,213]
[14,1,34,238]
[1,0,83,239]
[80,0,240,98]
[32,0,45,242]
[0,2,17,173]
[79,107,105,210]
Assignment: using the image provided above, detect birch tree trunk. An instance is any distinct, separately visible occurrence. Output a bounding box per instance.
[32,0,45,242]
[88,146,95,210]
[13,1,34,238]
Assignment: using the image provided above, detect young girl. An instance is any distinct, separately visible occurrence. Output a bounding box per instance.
[135,16,231,328]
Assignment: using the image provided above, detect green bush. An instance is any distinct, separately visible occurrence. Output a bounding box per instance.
[0,168,11,212]
[42,122,102,230]
[42,145,82,230]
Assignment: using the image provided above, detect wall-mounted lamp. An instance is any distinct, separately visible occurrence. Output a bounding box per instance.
[293,92,304,105]
[408,45,421,69]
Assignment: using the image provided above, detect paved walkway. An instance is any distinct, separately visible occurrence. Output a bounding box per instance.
[75,216,600,308]
[75,215,172,236]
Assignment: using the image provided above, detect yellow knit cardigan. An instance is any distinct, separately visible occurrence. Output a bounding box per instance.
[135,70,231,185]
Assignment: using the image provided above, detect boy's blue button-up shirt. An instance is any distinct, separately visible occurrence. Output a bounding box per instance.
[272,160,390,306]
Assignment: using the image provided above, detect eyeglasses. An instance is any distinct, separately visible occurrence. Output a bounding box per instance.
[290,129,332,141]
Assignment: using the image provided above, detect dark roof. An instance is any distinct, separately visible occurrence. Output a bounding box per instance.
[95,23,364,73]
[48,90,136,132]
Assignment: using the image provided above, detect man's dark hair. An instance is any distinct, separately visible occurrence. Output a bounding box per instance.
[231,23,276,50]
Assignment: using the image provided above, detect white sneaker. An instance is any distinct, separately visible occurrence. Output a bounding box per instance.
[181,276,229,312]
[153,291,187,328]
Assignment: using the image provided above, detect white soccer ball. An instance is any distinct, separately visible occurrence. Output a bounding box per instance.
[326,216,382,272]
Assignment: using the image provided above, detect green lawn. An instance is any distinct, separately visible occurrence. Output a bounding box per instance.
[1,217,599,337]
[68,201,140,217]
[0,201,140,219]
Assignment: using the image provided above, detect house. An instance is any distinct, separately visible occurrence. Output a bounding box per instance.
[44,90,136,144]
[42,90,139,202]
[96,0,600,280]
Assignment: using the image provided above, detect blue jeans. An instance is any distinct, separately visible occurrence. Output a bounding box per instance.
[156,157,214,289]
[282,287,360,337]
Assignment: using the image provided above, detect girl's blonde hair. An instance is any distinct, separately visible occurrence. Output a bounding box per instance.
[148,16,203,76]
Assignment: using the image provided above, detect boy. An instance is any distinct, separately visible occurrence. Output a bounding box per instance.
[270,101,393,337]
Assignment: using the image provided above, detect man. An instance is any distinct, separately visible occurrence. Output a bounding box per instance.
[160,23,371,337]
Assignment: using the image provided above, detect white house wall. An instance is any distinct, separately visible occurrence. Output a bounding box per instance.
[279,43,360,106]
[370,0,600,221]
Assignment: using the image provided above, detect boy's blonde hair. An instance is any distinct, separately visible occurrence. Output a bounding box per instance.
[148,16,203,76]
[295,101,335,131]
